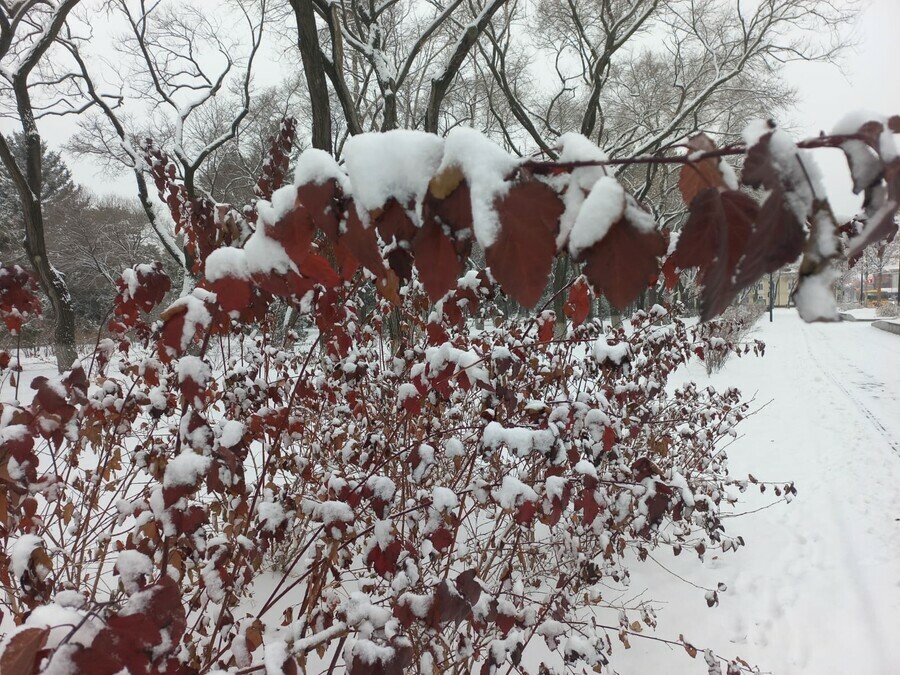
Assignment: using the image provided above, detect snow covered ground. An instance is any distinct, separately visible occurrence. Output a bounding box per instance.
[617,309,900,674]
[840,307,879,320]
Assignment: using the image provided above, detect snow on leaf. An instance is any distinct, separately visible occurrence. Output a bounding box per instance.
[568,176,626,259]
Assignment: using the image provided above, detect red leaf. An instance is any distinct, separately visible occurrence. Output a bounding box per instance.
[266,206,315,267]
[603,425,616,452]
[741,125,780,190]
[348,640,413,675]
[412,217,463,302]
[70,577,186,674]
[430,527,454,551]
[564,277,591,326]
[487,179,564,307]
[299,254,340,287]
[575,488,600,526]
[297,179,342,241]
[208,275,253,314]
[111,262,171,332]
[678,134,726,205]
[580,218,665,310]
[332,240,360,281]
[847,159,900,259]
[429,580,473,627]
[537,312,555,343]
[496,610,517,636]
[343,207,385,279]
[514,499,537,525]
[0,627,49,675]
[661,257,680,291]
[374,199,417,280]
[669,189,757,320]
[0,265,43,335]
[733,188,805,291]
[415,181,474,301]
[367,540,403,579]
[454,569,482,605]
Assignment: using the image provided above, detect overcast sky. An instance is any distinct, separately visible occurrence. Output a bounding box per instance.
[17,0,900,218]
[782,0,900,217]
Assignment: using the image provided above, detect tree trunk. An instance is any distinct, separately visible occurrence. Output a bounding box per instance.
[552,256,570,336]
[0,125,78,372]
[291,0,333,152]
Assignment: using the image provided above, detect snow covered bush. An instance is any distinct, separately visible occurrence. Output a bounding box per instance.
[698,304,766,376]
[0,272,767,674]
[1,113,897,673]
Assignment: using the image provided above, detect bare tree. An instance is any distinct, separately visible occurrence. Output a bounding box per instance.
[61,0,267,293]
[47,194,164,323]
[284,0,512,151]
[1,0,84,370]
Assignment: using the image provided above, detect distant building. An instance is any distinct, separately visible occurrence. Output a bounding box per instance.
[754,268,798,307]
[873,264,899,295]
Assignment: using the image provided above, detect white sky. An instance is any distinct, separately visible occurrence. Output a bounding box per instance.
[12,0,900,217]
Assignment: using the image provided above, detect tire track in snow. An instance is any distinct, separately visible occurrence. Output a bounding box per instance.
[801,326,900,456]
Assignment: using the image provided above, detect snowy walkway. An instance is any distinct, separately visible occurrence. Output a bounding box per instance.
[621,309,900,674]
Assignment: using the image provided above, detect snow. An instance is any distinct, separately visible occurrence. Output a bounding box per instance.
[397,382,418,403]
[205,246,251,282]
[115,550,153,594]
[741,119,773,147]
[612,310,900,674]
[794,268,840,322]
[257,184,298,226]
[492,475,539,510]
[593,336,630,365]
[343,130,444,219]
[742,119,826,228]
[314,500,354,525]
[176,355,211,385]
[482,421,557,457]
[23,602,102,650]
[366,475,396,502]
[832,110,899,162]
[264,640,289,675]
[568,176,625,258]
[242,226,296,277]
[438,127,519,248]
[9,534,43,581]
[554,133,609,249]
[840,307,878,320]
[444,437,465,458]
[431,486,458,512]
[164,450,211,487]
[161,291,213,351]
[574,459,598,478]
[293,148,350,189]
[257,500,287,532]
[219,420,244,448]
[425,343,489,387]
[351,638,395,665]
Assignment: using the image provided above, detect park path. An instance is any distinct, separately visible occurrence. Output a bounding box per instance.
[618,309,900,674]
